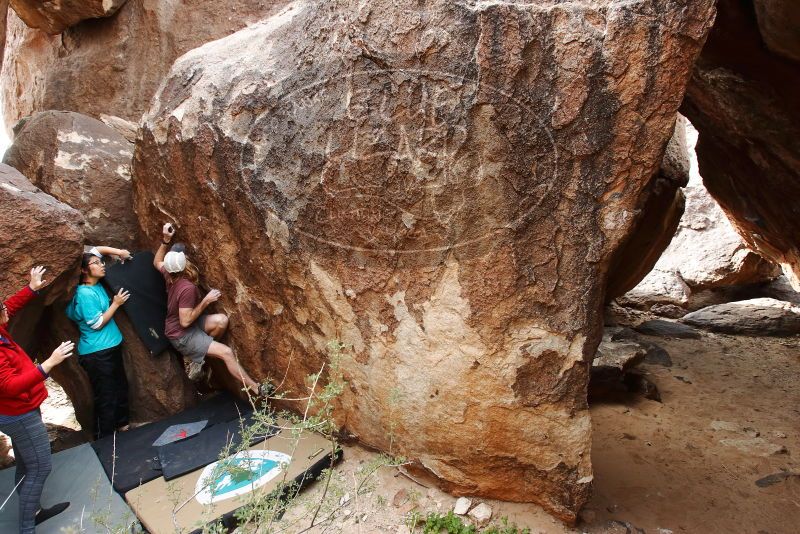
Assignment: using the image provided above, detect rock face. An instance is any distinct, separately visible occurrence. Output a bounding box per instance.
[753,0,800,62]
[0,163,83,312]
[0,0,8,72]
[9,0,127,35]
[681,298,800,336]
[132,1,715,522]
[0,0,288,129]
[604,118,689,300]
[681,0,800,292]
[592,340,646,374]
[619,120,776,311]
[4,111,138,246]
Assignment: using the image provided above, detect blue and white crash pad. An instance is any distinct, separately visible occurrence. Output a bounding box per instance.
[124,420,340,534]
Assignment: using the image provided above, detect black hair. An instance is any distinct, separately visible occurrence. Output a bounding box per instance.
[79,252,100,284]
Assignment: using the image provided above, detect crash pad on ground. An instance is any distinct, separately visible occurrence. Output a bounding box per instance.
[158,411,281,480]
[92,392,253,493]
[125,423,341,534]
[0,444,137,533]
[102,251,171,356]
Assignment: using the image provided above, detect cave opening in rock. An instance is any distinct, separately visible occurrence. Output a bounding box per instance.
[589,106,800,531]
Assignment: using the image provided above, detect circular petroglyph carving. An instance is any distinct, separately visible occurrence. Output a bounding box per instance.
[240,68,559,259]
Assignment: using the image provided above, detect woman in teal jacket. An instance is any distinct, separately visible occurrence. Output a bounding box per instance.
[66,247,131,439]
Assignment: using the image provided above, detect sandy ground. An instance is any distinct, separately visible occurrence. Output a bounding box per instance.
[9,329,799,533]
[586,332,800,534]
[273,330,800,534]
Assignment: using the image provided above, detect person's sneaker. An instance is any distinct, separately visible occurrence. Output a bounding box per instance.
[35,502,69,525]
[186,361,204,381]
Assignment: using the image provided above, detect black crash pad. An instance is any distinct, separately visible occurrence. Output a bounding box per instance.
[158,412,281,480]
[102,251,171,356]
[91,392,253,493]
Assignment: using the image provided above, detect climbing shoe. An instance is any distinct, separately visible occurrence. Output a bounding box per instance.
[35,502,70,525]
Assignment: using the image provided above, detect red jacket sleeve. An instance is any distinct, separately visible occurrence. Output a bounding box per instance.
[0,352,45,398]
[4,286,36,320]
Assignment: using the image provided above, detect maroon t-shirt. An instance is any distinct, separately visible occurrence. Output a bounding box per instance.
[160,267,202,339]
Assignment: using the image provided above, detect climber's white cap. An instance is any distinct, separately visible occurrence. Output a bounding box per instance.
[163,251,186,273]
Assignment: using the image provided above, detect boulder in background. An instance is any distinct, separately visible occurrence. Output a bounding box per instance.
[9,0,127,35]
[4,110,138,247]
[0,0,289,129]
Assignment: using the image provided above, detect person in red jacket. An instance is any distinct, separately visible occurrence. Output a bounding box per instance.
[0,266,75,533]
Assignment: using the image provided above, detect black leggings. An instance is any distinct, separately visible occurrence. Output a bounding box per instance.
[0,410,51,534]
[78,344,129,439]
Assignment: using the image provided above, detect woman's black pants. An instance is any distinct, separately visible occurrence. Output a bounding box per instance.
[78,344,129,439]
[0,409,51,534]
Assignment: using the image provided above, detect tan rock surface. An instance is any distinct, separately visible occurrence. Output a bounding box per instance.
[9,0,127,35]
[99,114,138,143]
[132,0,715,522]
[4,110,138,246]
[0,0,288,129]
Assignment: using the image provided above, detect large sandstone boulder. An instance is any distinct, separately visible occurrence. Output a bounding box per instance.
[0,163,83,317]
[132,1,715,522]
[0,0,288,129]
[9,0,127,35]
[681,0,800,292]
[681,298,800,336]
[4,111,138,246]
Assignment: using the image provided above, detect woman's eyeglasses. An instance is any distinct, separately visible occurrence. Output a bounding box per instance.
[88,260,105,267]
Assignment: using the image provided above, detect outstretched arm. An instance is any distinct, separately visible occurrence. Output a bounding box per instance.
[92,246,132,261]
[4,266,48,318]
[153,223,176,270]
[0,341,75,397]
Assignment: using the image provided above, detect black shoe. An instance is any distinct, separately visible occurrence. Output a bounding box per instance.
[35,502,69,525]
